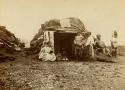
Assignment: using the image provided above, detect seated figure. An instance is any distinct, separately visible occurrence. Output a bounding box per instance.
[95,34,106,54]
[39,42,56,61]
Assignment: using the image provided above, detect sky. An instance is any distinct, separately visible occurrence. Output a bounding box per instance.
[0,0,125,46]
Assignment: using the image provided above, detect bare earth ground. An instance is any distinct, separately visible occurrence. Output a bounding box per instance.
[0,50,125,90]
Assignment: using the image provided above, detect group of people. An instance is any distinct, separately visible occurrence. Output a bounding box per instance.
[73,30,118,60]
[73,32,95,60]
[38,30,118,61]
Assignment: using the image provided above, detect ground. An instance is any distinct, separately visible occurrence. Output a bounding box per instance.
[0,46,125,90]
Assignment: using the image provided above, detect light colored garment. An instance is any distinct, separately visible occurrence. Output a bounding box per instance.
[111,37,118,48]
[111,37,118,57]
[39,46,56,61]
[85,35,94,58]
[39,46,52,59]
[44,53,56,61]
[85,35,94,46]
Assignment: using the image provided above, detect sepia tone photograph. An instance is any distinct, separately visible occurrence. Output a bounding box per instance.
[0,0,125,90]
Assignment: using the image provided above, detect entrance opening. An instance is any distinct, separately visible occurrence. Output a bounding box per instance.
[54,32,76,60]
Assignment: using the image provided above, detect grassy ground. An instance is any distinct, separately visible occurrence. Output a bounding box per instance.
[0,46,125,90]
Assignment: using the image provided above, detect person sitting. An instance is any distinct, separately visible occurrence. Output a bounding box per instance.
[56,51,62,60]
[94,34,112,57]
[39,42,53,61]
[45,51,56,61]
[56,50,68,61]
[61,49,68,60]
[95,34,106,54]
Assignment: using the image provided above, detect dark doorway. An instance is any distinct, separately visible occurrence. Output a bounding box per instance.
[54,32,76,60]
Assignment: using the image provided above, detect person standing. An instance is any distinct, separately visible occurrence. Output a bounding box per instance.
[85,32,95,58]
[74,33,84,60]
[111,30,118,58]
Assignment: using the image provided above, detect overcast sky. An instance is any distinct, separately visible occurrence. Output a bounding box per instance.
[0,0,125,46]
